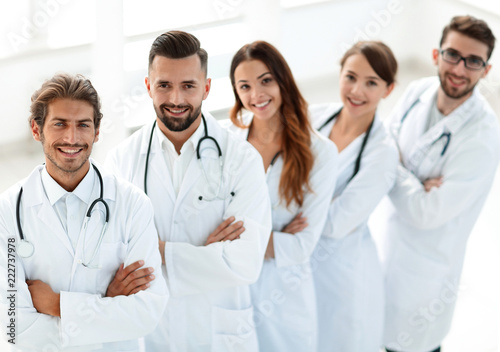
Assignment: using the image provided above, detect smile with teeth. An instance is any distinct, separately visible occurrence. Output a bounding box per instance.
[58,147,83,155]
[348,97,365,106]
[254,100,271,108]
[448,75,466,86]
[166,107,189,114]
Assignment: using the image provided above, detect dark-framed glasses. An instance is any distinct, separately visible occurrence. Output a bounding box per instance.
[440,49,487,70]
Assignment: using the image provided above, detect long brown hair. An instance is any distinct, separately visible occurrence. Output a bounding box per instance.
[229,41,314,207]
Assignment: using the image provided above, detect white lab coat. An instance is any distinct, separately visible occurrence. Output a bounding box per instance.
[0,162,168,351]
[222,114,338,352]
[379,77,500,352]
[105,112,272,352]
[309,103,398,352]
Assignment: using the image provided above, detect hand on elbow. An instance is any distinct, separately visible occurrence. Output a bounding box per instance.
[105,260,155,297]
[205,216,245,245]
[281,212,308,234]
[26,279,61,317]
[423,176,443,192]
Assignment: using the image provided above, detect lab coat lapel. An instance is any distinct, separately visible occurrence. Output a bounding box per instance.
[176,114,220,204]
[398,84,436,170]
[176,156,202,205]
[23,166,76,257]
[404,87,479,175]
[72,165,117,277]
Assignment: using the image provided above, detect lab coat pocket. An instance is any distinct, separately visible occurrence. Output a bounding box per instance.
[96,241,127,295]
[211,305,258,352]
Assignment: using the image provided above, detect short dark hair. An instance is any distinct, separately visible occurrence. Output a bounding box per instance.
[340,41,398,86]
[148,30,208,73]
[440,15,496,60]
[29,73,103,130]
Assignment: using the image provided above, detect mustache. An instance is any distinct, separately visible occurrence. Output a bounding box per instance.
[446,73,469,81]
[55,143,88,149]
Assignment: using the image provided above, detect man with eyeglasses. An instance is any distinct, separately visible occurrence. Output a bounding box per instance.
[379,15,500,352]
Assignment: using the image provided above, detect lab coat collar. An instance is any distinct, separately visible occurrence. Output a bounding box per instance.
[175,111,224,203]
[140,113,211,155]
[21,165,75,256]
[418,80,440,105]
[315,103,383,138]
[41,163,95,206]
[22,160,116,207]
[417,81,480,137]
[155,116,206,156]
[236,113,253,140]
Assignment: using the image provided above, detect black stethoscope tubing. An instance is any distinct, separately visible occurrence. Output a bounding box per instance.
[318,107,375,182]
[16,164,109,258]
[400,98,451,157]
[144,114,225,198]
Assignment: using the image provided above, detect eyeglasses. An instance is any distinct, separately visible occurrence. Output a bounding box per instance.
[440,49,487,70]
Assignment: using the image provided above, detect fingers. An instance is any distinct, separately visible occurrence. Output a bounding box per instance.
[423,177,443,192]
[129,283,152,295]
[126,275,154,295]
[123,270,155,295]
[206,217,245,245]
[219,224,245,242]
[284,221,308,234]
[106,261,155,297]
[282,212,308,234]
[214,221,244,242]
[121,260,145,279]
[210,216,235,237]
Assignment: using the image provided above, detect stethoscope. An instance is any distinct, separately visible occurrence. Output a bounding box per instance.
[16,164,110,268]
[318,107,374,181]
[398,98,451,156]
[144,114,234,201]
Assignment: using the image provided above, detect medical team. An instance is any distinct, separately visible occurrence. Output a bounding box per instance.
[0,14,498,352]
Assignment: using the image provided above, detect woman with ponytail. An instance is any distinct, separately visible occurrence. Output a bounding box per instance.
[310,41,399,351]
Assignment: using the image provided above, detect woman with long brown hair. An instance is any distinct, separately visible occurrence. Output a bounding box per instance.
[224,41,338,351]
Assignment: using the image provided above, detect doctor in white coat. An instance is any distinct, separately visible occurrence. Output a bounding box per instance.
[224,41,338,352]
[105,31,272,352]
[309,41,398,352]
[379,16,500,352]
[0,73,168,351]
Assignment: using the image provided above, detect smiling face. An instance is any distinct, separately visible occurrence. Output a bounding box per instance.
[31,98,98,185]
[339,54,393,120]
[146,54,210,133]
[233,60,282,123]
[433,30,491,101]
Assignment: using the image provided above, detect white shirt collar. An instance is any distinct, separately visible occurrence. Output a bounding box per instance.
[41,164,95,206]
[155,117,206,156]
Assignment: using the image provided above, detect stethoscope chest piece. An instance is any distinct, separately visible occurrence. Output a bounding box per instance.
[17,240,34,258]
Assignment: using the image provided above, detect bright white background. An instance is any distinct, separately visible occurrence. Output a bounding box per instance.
[0,0,499,351]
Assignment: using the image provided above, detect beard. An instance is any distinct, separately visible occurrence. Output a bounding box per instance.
[438,71,476,100]
[40,133,91,175]
[154,102,202,132]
